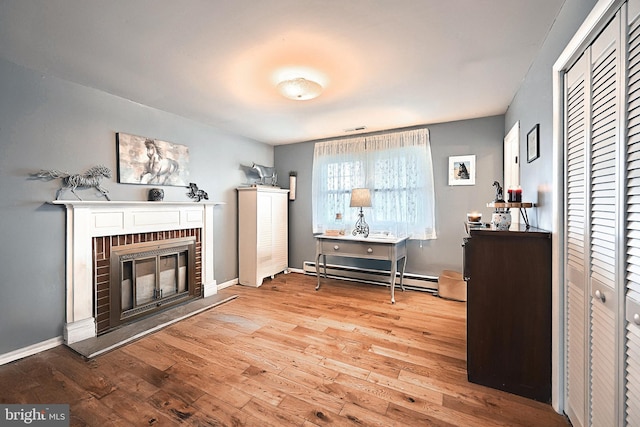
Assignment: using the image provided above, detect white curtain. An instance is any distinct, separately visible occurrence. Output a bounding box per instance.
[312,128,436,240]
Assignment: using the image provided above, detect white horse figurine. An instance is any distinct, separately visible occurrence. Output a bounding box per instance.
[251,163,277,186]
[35,165,112,200]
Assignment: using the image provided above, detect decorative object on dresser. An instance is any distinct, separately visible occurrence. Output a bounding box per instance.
[487,200,535,230]
[463,227,551,402]
[237,186,289,287]
[186,182,208,202]
[466,212,482,223]
[492,180,504,202]
[116,132,190,186]
[33,165,112,200]
[465,211,487,233]
[349,188,371,237]
[507,186,522,202]
[490,180,510,230]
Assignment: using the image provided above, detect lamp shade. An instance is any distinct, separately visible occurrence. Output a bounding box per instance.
[349,188,372,207]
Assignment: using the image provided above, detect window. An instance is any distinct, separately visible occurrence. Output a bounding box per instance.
[312,128,436,240]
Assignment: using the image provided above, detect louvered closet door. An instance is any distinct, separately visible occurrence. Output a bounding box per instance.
[564,11,622,427]
[565,53,589,427]
[589,14,620,427]
[626,1,640,424]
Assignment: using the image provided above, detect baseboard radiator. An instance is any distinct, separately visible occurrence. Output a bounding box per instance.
[303,261,438,293]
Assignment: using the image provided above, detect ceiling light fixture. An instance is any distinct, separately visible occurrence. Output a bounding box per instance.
[277,77,323,101]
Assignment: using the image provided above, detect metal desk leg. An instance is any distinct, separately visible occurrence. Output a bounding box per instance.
[390,257,397,304]
[323,254,327,278]
[315,252,322,290]
[399,256,407,291]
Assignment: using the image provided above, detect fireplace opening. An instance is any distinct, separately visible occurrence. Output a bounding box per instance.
[108,237,197,331]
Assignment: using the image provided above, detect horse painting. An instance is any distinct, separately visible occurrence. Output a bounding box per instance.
[140,139,180,185]
[34,165,112,200]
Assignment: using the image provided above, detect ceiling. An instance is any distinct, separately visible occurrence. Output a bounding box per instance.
[0,0,566,145]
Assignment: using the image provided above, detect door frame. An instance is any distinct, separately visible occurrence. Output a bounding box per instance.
[504,121,520,193]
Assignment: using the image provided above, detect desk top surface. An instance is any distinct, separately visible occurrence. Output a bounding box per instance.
[315,234,409,244]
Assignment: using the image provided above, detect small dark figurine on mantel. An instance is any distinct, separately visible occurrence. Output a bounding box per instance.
[492,181,505,203]
[187,182,208,202]
[148,188,164,201]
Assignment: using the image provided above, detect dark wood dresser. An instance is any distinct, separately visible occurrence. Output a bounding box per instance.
[463,225,551,402]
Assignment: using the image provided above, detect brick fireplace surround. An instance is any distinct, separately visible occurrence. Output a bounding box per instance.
[52,200,221,345]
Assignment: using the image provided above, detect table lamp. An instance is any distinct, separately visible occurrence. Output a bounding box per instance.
[350,188,371,237]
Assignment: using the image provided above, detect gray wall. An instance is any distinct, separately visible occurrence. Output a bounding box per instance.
[275,116,505,278]
[505,0,598,231]
[0,58,273,355]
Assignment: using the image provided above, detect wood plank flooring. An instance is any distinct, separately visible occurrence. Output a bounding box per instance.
[0,273,569,426]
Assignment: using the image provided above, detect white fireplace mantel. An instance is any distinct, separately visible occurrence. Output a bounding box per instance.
[50,200,224,344]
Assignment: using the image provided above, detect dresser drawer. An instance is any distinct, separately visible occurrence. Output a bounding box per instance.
[319,239,392,260]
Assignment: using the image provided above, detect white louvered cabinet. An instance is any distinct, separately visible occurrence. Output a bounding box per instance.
[238,186,289,287]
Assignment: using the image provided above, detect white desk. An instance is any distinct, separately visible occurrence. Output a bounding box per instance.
[315,235,408,304]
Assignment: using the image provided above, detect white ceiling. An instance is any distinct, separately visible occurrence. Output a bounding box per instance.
[0,0,566,145]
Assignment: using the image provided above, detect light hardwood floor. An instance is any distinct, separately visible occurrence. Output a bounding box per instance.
[0,273,569,426]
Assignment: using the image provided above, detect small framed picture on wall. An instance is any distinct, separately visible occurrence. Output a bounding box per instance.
[527,124,540,163]
[448,155,476,186]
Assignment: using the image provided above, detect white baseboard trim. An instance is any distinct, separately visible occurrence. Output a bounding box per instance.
[218,278,239,290]
[218,269,304,289]
[203,280,218,297]
[64,317,97,344]
[0,336,63,366]
[303,261,438,292]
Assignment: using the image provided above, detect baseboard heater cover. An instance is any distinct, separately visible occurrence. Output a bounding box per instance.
[303,261,437,292]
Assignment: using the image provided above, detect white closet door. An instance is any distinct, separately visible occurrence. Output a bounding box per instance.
[564,12,622,427]
[589,14,620,427]
[626,1,640,424]
[565,53,589,427]
[625,302,640,426]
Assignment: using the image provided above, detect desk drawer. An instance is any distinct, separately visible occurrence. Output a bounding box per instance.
[320,240,392,260]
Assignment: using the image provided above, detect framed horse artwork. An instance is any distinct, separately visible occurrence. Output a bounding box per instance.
[116,132,190,186]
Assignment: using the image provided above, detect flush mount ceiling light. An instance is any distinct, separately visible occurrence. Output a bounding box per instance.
[277,77,323,100]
